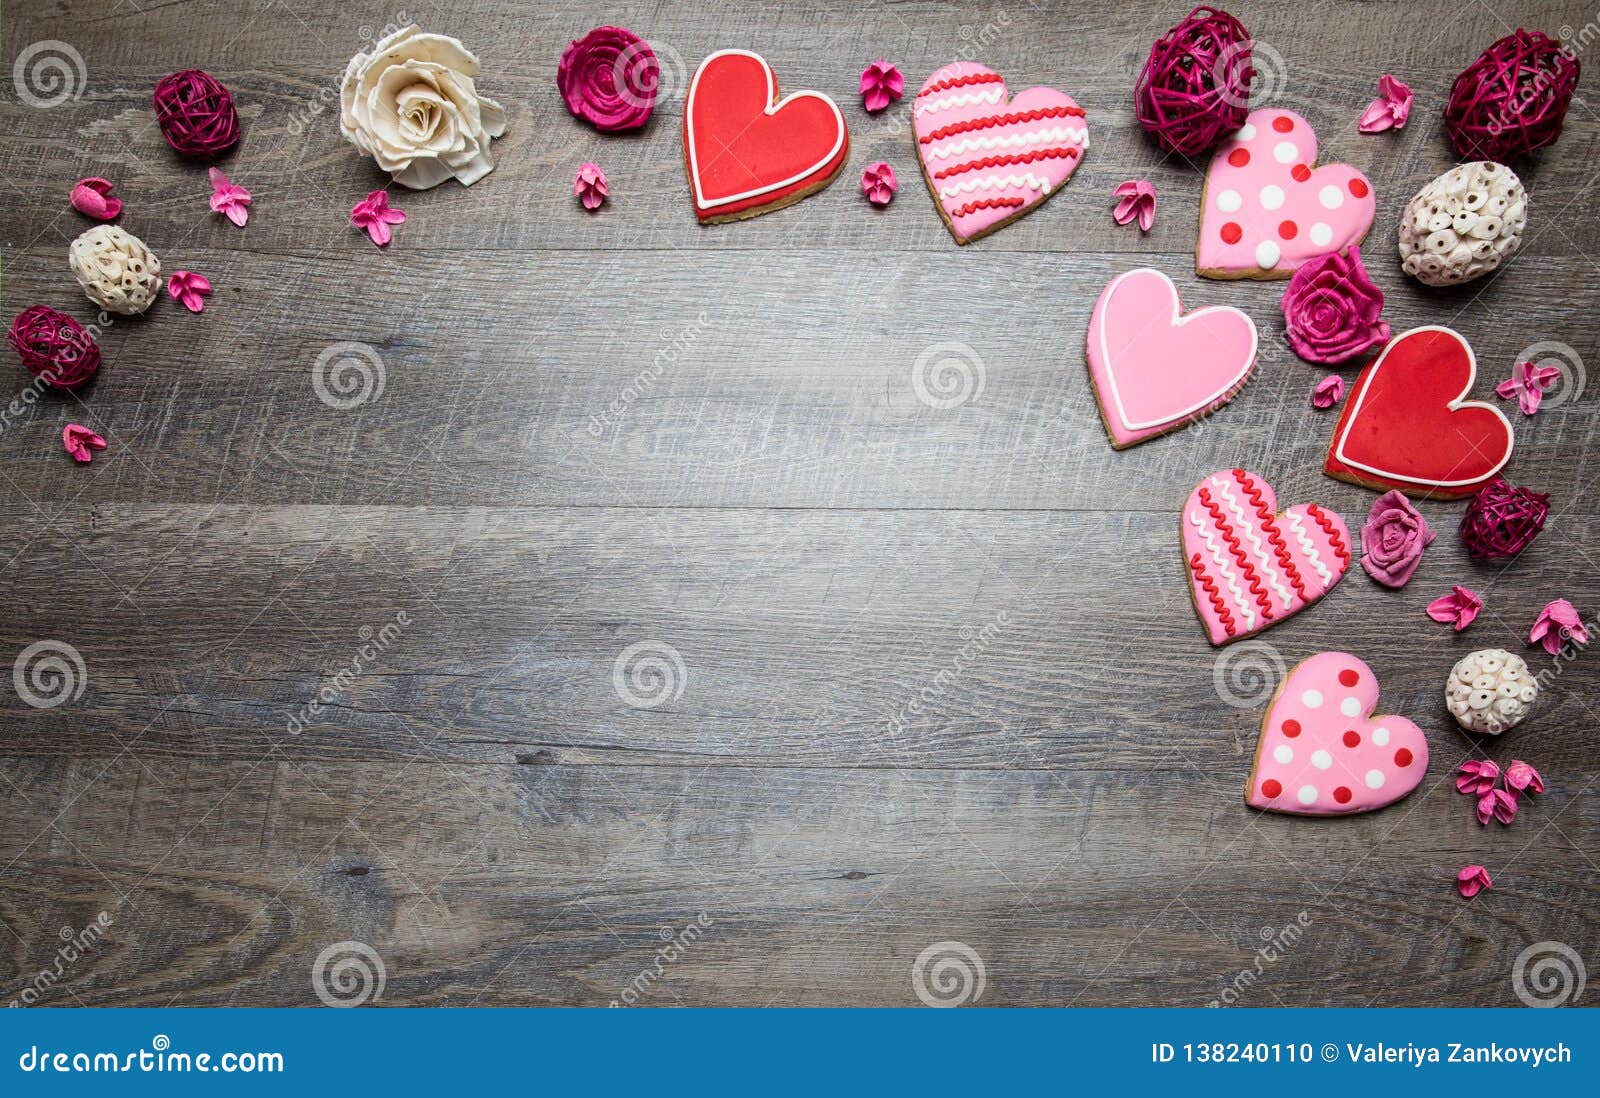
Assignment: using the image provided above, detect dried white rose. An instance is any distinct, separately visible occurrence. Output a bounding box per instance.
[69,225,160,315]
[339,25,507,189]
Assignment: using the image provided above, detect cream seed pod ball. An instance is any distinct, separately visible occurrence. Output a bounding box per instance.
[69,225,161,315]
[1399,162,1526,287]
[1445,648,1539,735]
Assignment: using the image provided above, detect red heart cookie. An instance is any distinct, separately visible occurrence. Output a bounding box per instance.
[1247,652,1428,816]
[683,50,848,223]
[1325,326,1514,499]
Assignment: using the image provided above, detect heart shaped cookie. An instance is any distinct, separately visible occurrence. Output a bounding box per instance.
[1247,652,1428,815]
[1197,108,1375,279]
[1087,268,1257,448]
[1183,469,1349,646]
[1326,325,1514,499]
[913,62,1087,244]
[684,50,848,223]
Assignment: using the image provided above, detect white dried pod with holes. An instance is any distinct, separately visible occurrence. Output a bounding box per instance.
[1445,648,1539,735]
[1398,162,1527,287]
[69,225,161,315]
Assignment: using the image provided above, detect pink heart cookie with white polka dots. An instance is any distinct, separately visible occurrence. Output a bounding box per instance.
[1197,108,1375,280]
[1247,653,1428,816]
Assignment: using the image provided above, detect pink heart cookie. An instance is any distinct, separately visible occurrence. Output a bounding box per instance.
[1182,468,1350,646]
[1087,268,1257,449]
[913,62,1088,244]
[1247,652,1428,815]
[1197,108,1375,279]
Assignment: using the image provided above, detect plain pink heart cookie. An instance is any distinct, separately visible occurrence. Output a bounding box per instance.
[1247,653,1428,815]
[913,61,1088,244]
[1197,108,1375,280]
[1087,268,1257,449]
[1182,468,1350,646]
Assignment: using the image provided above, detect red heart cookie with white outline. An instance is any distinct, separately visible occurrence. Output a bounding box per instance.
[1247,652,1428,816]
[683,49,848,223]
[1325,325,1514,499]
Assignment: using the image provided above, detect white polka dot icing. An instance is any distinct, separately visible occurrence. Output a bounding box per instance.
[1309,222,1333,246]
[1256,240,1281,268]
[1217,189,1242,213]
[1246,652,1428,816]
[1259,185,1285,210]
[1274,141,1297,164]
[1236,123,1257,141]
[1319,185,1345,209]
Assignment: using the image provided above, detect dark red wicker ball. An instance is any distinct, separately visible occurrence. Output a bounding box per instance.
[8,305,101,389]
[1460,478,1550,560]
[152,69,240,157]
[1134,6,1254,156]
[1444,30,1580,162]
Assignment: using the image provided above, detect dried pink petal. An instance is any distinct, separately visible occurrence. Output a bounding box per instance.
[1477,787,1518,826]
[1110,180,1156,232]
[861,161,897,207]
[1505,760,1545,795]
[1457,864,1492,898]
[574,162,608,211]
[860,59,904,113]
[207,167,252,228]
[1311,374,1345,409]
[62,423,106,464]
[70,177,122,221]
[1497,360,1562,416]
[166,270,211,313]
[1529,598,1588,655]
[350,189,406,247]
[1455,759,1500,796]
[1358,74,1414,133]
[1426,585,1482,631]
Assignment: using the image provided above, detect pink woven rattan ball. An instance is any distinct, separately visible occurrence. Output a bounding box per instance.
[1460,478,1550,560]
[1134,6,1254,157]
[1444,30,1580,162]
[8,305,101,389]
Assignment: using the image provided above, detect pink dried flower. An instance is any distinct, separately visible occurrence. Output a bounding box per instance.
[1457,864,1492,898]
[1504,760,1544,795]
[1427,585,1482,631]
[1359,75,1413,133]
[1455,759,1501,797]
[859,59,904,113]
[1312,374,1345,409]
[574,162,608,211]
[1111,180,1156,232]
[1497,360,1561,416]
[557,26,657,133]
[62,423,106,464]
[1477,787,1518,826]
[166,271,211,313]
[1529,598,1588,655]
[207,167,251,227]
[1360,490,1434,588]
[70,177,122,221]
[1280,247,1391,364]
[861,161,897,207]
[350,189,406,247]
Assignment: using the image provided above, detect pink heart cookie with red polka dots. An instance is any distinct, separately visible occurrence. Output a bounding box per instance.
[1197,108,1375,280]
[1247,653,1428,816]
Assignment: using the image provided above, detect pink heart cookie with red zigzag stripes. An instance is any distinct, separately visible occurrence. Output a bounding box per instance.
[913,61,1088,244]
[1182,468,1350,646]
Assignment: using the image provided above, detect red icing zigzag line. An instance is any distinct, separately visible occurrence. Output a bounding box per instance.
[1200,486,1272,615]
[1190,552,1237,636]
[920,106,1086,143]
[932,147,1080,180]
[917,72,1006,98]
[949,197,1025,218]
[1307,505,1350,566]
[1234,469,1309,603]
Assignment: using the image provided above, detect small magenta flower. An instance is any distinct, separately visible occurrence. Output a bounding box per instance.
[1110,180,1156,232]
[207,167,251,227]
[166,271,211,313]
[861,161,897,207]
[1457,864,1492,898]
[1358,75,1413,133]
[574,162,609,211]
[1477,787,1518,826]
[351,189,406,247]
[1311,374,1345,409]
[1426,585,1482,631]
[1504,760,1545,795]
[859,59,904,113]
[1529,598,1588,655]
[1455,760,1500,797]
[71,177,122,221]
[62,424,107,464]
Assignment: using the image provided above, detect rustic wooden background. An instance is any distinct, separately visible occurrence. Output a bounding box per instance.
[2,0,1597,1008]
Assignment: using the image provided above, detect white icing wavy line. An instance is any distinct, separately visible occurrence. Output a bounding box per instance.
[1189,507,1256,630]
[937,172,1053,200]
[924,127,1088,161]
[1212,477,1292,610]
[913,87,1006,116]
[1286,511,1333,586]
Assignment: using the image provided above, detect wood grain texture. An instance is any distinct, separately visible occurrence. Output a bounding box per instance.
[1,0,1598,1008]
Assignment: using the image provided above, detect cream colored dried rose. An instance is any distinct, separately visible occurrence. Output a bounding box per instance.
[69,225,160,315]
[339,25,507,189]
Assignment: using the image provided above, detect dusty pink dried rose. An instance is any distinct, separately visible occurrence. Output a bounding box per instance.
[1360,490,1433,588]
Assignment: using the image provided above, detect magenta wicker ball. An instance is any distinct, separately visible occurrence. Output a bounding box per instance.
[152,69,240,157]
[1460,478,1550,560]
[1444,30,1580,162]
[8,306,101,389]
[1134,6,1254,156]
